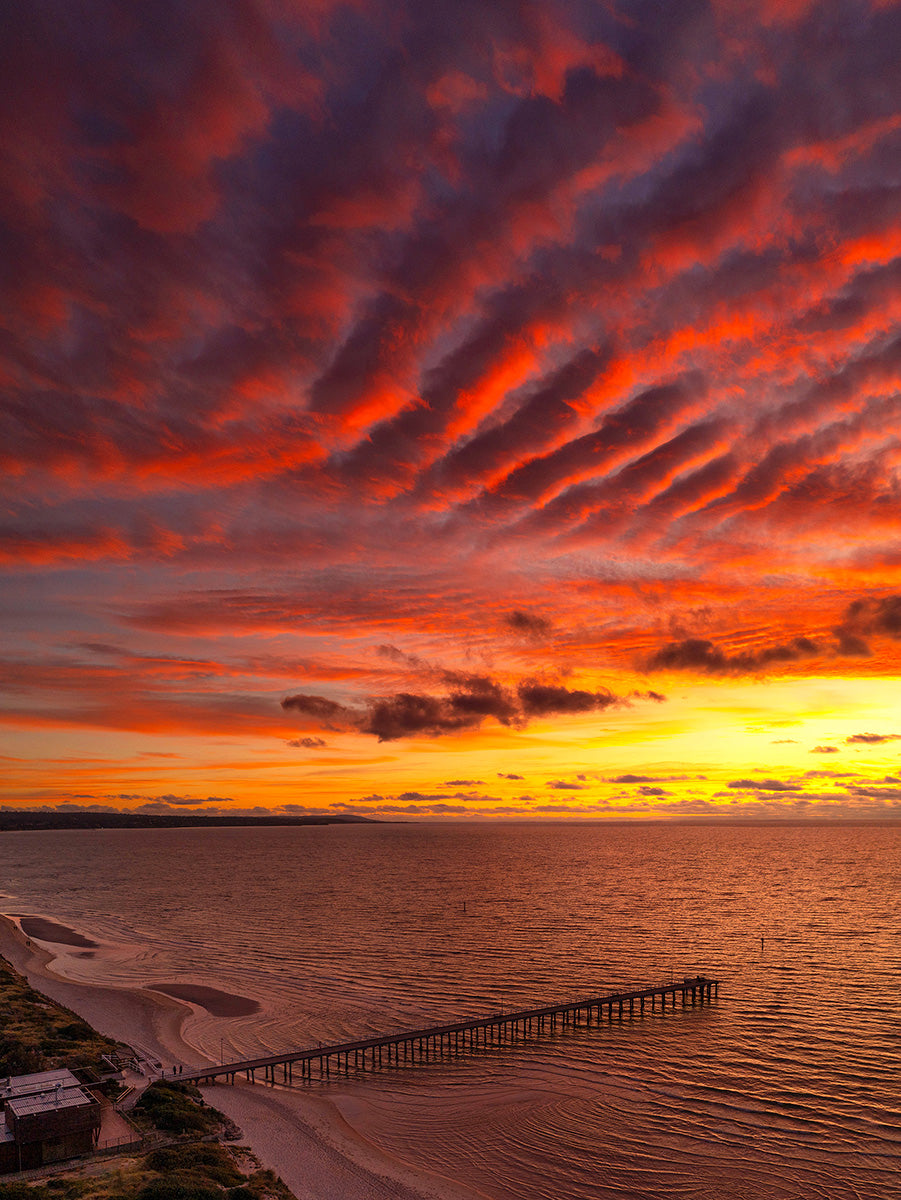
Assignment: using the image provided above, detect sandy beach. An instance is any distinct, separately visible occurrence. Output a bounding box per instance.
[0,912,478,1200]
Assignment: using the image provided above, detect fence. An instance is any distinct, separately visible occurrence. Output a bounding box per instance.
[95,1134,145,1157]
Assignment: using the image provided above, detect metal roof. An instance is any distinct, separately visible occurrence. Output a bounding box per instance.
[6,1087,96,1118]
[0,1069,80,1100]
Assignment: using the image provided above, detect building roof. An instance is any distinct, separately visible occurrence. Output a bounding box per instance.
[0,1070,80,1101]
[1,1070,98,1131]
[6,1087,96,1119]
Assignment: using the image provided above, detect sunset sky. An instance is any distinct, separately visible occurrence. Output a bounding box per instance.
[2,0,901,820]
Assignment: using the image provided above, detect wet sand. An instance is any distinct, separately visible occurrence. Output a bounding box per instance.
[145,982,261,1017]
[0,914,476,1200]
[19,915,99,949]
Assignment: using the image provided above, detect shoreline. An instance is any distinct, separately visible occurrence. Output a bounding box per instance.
[0,913,193,1069]
[0,912,478,1200]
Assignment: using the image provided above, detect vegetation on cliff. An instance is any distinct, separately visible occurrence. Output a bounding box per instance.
[0,955,121,1078]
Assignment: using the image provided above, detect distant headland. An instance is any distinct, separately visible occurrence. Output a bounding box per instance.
[0,810,377,831]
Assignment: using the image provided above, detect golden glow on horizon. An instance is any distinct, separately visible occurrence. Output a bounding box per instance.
[3,674,900,820]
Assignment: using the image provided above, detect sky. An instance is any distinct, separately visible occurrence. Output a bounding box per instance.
[2,0,901,821]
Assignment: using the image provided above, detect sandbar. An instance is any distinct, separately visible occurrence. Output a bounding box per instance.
[145,982,260,1017]
[19,915,99,948]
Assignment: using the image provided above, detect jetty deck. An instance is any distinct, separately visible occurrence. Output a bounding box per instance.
[173,975,718,1087]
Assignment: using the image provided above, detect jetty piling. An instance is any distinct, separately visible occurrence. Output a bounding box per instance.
[176,976,718,1088]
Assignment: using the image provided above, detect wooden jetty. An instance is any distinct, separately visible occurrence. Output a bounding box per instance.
[174,975,718,1087]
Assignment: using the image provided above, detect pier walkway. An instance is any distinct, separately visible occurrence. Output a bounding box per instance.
[173,975,718,1087]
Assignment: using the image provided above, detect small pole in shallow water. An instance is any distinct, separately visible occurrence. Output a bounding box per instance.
[463,900,466,914]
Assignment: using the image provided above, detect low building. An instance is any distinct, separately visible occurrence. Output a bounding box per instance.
[0,1069,101,1173]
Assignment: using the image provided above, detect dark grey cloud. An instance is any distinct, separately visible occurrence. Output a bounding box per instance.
[282,672,630,741]
[503,610,553,637]
[517,679,617,717]
[845,785,901,802]
[287,736,327,748]
[646,635,822,675]
[727,779,799,792]
[279,693,350,728]
[811,745,840,754]
[845,732,901,744]
[113,793,235,806]
[834,595,901,656]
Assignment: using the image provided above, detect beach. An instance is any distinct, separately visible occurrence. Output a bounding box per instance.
[0,912,476,1200]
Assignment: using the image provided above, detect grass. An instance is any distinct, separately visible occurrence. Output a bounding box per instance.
[0,955,122,1078]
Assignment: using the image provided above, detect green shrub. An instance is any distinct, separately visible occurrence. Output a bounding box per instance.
[145,1146,241,1187]
[135,1084,220,1136]
[0,1185,88,1200]
[0,1035,43,1077]
[56,1021,95,1041]
[136,1178,220,1200]
[0,1185,38,1200]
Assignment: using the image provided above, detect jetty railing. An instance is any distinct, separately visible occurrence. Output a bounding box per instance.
[171,975,718,1087]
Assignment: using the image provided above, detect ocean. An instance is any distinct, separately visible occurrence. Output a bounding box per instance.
[1,821,899,1199]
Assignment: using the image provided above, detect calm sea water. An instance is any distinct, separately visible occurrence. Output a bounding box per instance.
[2,821,899,1199]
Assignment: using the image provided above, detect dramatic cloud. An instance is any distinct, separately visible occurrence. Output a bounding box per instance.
[646,636,823,675]
[2,0,901,816]
[835,596,901,655]
[282,674,628,741]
